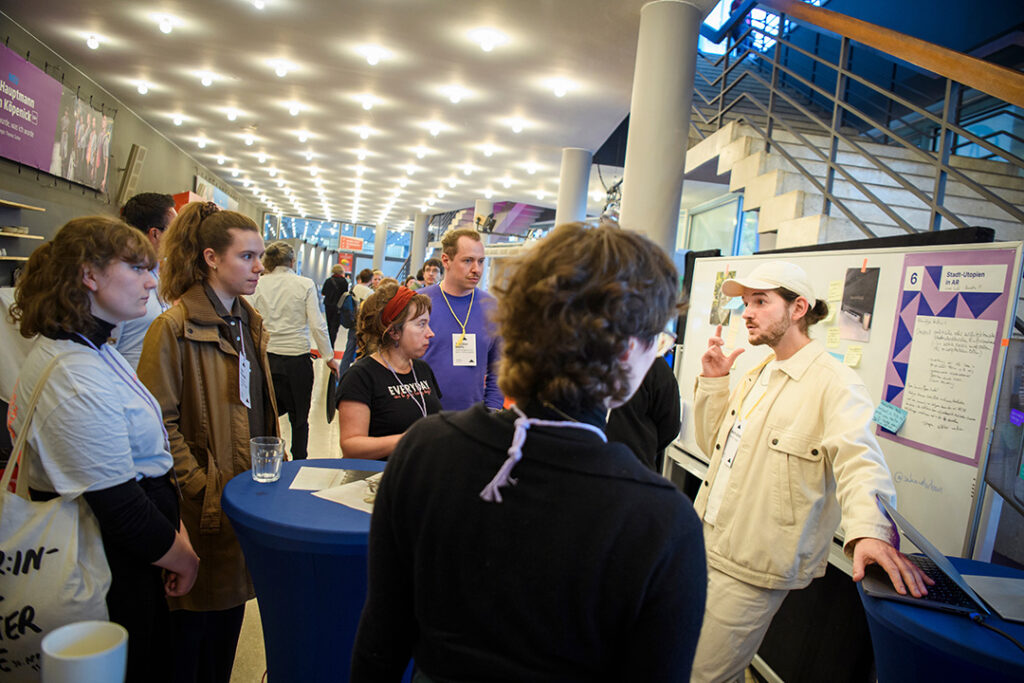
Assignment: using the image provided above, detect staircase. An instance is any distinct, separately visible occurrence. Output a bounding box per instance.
[688,1,1024,251]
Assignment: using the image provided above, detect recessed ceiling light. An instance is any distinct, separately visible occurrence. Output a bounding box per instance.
[270,59,293,78]
[136,81,150,95]
[547,77,575,98]
[442,85,467,104]
[398,178,409,188]
[526,162,538,175]
[286,101,303,116]
[296,130,310,143]
[197,137,208,149]
[225,108,238,121]
[427,198,436,206]
[437,190,446,199]
[357,44,389,66]
[358,94,376,111]
[447,178,457,188]
[356,149,367,161]
[172,114,183,126]
[426,121,443,137]
[216,155,225,165]
[508,117,525,133]
[467,27,508,53]
[305,150,313,161]
[415,146,428,159]
[357,125,372,140]
[484,189,494,199]
[268,168,277,177]
[196,71,218,87]
[462,164,473,175]
[355,165,366,176]
[231,168,240,177]
[257,152,267,163]
[590,191,605,202]
[153,13,182,34]
[252,0,266,10]
[406,164,416,175]
[244,133,255,146]
[501,177,512,188]
[481,143,495,157]
[85,34,102,50]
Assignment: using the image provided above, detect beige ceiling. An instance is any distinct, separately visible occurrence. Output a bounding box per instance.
[3,0,714,227]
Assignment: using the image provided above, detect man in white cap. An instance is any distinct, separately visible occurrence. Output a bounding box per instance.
[690,261,931,683]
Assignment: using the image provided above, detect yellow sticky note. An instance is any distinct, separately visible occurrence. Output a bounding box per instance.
[827,327,841,348]
[824,306,837,324]
[844,345,863,367]
[828,280,843,301]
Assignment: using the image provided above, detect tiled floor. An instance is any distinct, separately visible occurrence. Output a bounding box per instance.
[231,339,347,682]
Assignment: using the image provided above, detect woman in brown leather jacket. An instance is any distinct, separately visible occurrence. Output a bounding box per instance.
[138,201,279,683]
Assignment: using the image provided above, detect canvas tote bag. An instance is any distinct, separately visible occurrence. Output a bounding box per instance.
[0,355,111,681]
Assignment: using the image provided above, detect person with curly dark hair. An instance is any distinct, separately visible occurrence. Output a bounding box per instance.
[352,221,707,682]
[8,215,199,683]
[336,282,441,459]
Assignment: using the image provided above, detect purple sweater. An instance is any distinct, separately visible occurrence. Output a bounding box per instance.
[419,284,503,411]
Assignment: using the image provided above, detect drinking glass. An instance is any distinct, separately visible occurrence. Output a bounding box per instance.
[250,436,285,483]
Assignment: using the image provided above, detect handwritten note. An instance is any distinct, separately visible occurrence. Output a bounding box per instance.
[824,306,837,324]
[826,327,841,348]
[828,280,843,301]
[900,315,996,457]
[874,401,908,433]
[844,345,863,368]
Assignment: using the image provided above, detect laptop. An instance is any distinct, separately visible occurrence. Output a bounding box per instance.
[860,495,995,618]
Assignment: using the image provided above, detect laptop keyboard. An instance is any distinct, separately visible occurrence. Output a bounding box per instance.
[907,554,977,609]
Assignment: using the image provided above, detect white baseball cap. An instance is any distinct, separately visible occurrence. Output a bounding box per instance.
[721,261,818,304]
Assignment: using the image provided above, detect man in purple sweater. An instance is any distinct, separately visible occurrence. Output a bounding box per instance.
[419,228,503,411]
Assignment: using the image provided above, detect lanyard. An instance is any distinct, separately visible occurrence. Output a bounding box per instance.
[440,287,474,347]
[479,404,607,503]
[74,334,171,451]
[379,353,427,418]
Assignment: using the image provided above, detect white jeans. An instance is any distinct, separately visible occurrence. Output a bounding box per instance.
[690,567,790,683]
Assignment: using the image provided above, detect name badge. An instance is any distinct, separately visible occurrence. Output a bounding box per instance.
[239,350,252,408]
[722,420,743,468]
[452,333,477,366]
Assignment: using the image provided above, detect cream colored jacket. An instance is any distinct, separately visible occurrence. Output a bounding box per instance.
[693,340,896,590]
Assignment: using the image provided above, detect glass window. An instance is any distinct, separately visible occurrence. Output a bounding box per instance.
[687,199,738,254]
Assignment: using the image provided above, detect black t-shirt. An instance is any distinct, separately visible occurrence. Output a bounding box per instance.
[338,357,443,437]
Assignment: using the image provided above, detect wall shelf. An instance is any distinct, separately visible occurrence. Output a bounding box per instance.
[0,232,43,240]
[0,199,45,212]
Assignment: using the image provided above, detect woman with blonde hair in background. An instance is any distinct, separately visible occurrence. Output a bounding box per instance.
[336,282,442,459]
[249,240,338,460]
[9,216,199,682]
[138,201,279,683]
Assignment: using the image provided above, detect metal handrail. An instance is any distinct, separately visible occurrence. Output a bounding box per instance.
[691,4,1024,234]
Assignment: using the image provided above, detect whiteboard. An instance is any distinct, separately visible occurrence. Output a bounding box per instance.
[673,242,1023,556]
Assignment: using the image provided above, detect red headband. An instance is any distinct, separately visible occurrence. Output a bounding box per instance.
[381,286,417,326]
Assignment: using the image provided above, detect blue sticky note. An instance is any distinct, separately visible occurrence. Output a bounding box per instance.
[725,296,744,310]
[829,352,844,361]
[1010,409,1024,427]
[874,401,908,433]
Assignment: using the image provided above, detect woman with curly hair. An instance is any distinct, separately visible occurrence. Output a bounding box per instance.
[137,201,279,683]
[352,222,707,682]
[8,216,199,682]
[335,281,441,459]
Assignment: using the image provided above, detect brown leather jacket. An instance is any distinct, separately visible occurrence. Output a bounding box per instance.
[138,283,279,611]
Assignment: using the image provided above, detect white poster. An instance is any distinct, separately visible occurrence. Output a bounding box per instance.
[900,315,997,458]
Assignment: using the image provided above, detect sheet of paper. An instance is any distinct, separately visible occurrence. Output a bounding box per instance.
[726,314,743,348]
[844,345,863,368]
[826,327,841,348]
[900,316,997,457]
[289,466,345,491]
[311,473,383,514]
[828,280,843,301]
[823,306,837,324]
[962,574,1024,622]
[874,401,908,433]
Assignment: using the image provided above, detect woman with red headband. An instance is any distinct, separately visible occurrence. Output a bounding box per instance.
[336,282,442,459]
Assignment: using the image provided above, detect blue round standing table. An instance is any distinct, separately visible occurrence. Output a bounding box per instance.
[222,458,386,683]
[858,556,1024,682]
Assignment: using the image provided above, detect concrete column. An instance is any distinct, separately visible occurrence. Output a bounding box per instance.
[554,147,592,227]
[373,222,387,270]
[619,0,712,255]
[410,212,429,275]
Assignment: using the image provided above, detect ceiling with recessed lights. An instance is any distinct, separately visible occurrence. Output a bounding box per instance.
[0,0,679,226]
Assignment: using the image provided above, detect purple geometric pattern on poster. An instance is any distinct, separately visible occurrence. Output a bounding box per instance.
[881,249,1018,466]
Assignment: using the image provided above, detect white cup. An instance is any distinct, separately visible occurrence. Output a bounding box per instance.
[41,620,127,683]
[251,436,285,483]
